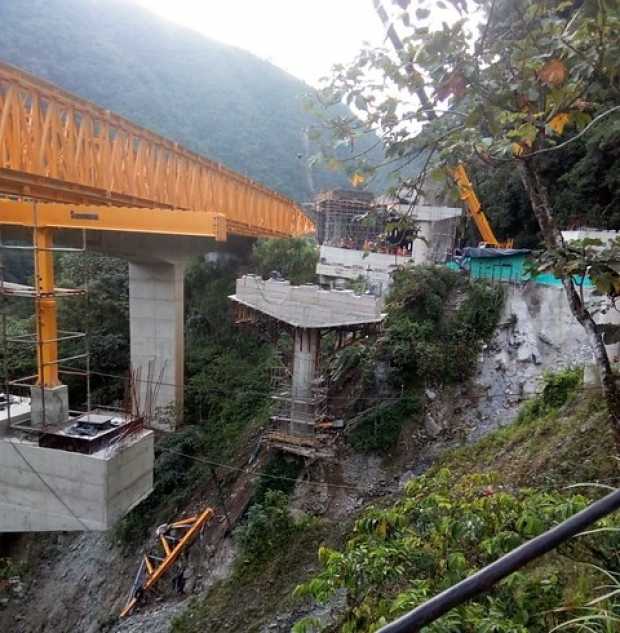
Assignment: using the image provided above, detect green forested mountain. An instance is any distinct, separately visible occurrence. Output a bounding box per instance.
[0,0,361,202]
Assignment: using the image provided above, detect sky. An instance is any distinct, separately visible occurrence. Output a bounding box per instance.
[137,0,385,86]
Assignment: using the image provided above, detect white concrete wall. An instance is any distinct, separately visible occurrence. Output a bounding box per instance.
[0,431,154,532]
[231,276,384,328]
[411,206,462,222]
[319,245,411,271]
[129,262,185,430]
[411,216,460,266]
[105,432,155,525]
[316,246,406,295]
[562,229,618,244]
[372,201,462,222]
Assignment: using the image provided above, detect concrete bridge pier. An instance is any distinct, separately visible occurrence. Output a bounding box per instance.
[290,328,320,436]
[84,232,255,432]
[128,260,185,431]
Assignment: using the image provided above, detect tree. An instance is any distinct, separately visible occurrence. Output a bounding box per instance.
[252,237,318,284]
[55,253,130,406]
[294,469,616,632]
[314,0,620,446]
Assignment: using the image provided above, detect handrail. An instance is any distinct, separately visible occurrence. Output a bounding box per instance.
[378,487,620,633]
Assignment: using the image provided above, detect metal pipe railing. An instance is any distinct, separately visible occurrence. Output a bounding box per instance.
[378,488,620,633]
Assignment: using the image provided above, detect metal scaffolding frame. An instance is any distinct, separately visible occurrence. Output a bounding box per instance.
[0,202,91,430]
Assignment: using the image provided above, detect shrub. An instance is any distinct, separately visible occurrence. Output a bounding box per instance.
[295,469,619,633]
[517,368,583,424]
[235,490,297,564]
[348,392,421,452]
[252,453,304,506]
[0,557,25,580]
[383,267,504,387]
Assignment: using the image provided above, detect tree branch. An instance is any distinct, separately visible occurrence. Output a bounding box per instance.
[526,105,620,158]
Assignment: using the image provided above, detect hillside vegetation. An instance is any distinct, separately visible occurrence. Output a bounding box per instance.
[293,376,619,633]
[0,0,373,202]
[168,369,619,633]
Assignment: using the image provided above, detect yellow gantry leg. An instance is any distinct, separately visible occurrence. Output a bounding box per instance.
[34,226,60,387]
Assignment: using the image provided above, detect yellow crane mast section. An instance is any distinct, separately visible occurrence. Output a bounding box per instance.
[120,506,215,618]
[33,227,58,387]
[0,61,313,239]
[452,164,513,249]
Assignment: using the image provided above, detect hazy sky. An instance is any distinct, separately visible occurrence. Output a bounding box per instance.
[137,0,385,86]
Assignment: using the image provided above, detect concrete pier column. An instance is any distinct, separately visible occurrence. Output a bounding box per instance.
[291,328,319,435]
[129,261,185,431]
[30,385,69,427]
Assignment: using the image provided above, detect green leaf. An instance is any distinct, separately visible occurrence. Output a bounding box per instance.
[354,94,368,111]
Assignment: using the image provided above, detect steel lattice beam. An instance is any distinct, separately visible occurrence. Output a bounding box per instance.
[0,61,313,239]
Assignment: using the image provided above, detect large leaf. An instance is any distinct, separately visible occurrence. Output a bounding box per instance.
[538,58,568,87]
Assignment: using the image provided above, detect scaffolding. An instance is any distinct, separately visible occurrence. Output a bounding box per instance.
[270,356,328,432]
[0,204,143,449]
[315,189,376,247]
[315,189,422,259]
[263,339,338,458]
[0,206,89,428]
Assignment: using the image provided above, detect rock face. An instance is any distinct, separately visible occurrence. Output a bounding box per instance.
[420,282,617,443]
[465,283,611,441]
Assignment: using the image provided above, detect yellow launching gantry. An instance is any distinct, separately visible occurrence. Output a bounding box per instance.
[0,61,313,391]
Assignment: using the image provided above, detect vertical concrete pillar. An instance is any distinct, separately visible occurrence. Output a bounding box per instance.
[412,221,431,265]
[291,328,319,435]
[129,261,185,431]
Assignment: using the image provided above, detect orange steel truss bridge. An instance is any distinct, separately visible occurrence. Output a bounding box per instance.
[0,61,314,389]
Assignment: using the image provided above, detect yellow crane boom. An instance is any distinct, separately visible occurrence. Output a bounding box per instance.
[451,164,513,249]
[120,507,215,618]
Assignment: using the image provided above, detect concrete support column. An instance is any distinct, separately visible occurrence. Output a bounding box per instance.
[291,328,319,435]
[30,385,69,427]
[129,261,185,431]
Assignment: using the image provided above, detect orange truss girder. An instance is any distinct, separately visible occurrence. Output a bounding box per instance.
[0,61,313,239]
